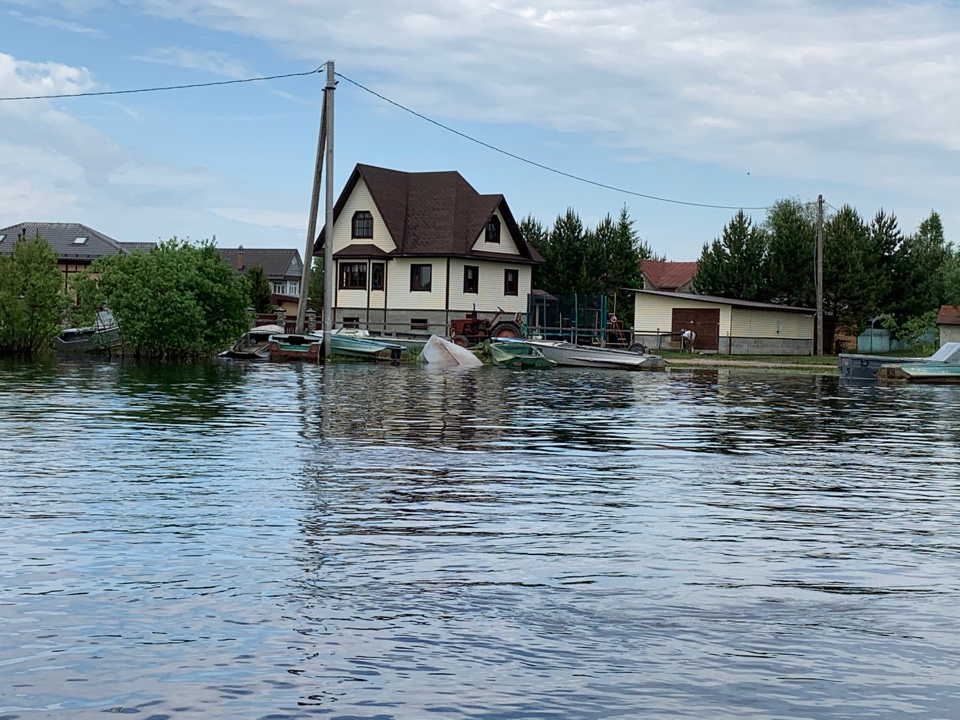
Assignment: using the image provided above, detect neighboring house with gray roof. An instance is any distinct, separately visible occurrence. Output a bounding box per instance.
[314,163,543,335]
[0,222,133,286]
[217,246,304,315]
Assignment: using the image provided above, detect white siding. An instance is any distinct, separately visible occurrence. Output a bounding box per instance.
[387,258,448,311]
[730,309,813,340]
[448,258,530,314]
[331,179,396,254]
[471,209,521,255]
[633,293,732,334]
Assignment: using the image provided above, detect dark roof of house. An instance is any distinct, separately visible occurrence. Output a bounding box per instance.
[334,243,392,259]
[630,288,815,314]
[641,260,699,290]
[936,305,960,326]
[119,241,156,253]
[0,222,125,261]
[315,164,544,264]
[217,247,302,279]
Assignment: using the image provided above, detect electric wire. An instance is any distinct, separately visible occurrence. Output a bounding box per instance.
[0,62,776,212]
[335,72,771,212]
[0,67,323,101]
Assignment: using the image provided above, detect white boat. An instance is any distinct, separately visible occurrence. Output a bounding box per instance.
[419,335,483,368]
[520,339,666,370]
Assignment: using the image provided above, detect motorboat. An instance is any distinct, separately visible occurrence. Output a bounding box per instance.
[220,324,285,359]
[519,339,666,370]
[54,310,121,353]
[840,342,960,381]
[489,341,554,369]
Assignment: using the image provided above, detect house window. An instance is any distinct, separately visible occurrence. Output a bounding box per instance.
[339,262,367,290]
[343,316,360,329]
[411,318,429,331]
[352,211,373,239]
[371,263,385,291]
[271,281,285,295]
[410,264,432,292]
[485,216,500,243]
[504,268,519,296]
[463,265,479,294]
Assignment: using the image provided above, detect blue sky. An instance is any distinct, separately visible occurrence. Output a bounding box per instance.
[2,0,959,261]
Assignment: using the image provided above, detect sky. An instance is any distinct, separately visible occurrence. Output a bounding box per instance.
[1,0,959,261]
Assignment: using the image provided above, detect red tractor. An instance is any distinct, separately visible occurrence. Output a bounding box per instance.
[449,309,523,347]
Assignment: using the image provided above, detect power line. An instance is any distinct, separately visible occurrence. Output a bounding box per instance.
[335,71,770,212]
[0,67,323,101]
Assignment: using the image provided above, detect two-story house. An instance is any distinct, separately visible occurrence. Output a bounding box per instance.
[315,164,543,336]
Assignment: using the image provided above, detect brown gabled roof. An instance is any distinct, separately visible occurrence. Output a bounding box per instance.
[217,247,302,280]
[315,164,543,264]
[936,305,960,326]
[641,260,699,290]
[334,243,391,259]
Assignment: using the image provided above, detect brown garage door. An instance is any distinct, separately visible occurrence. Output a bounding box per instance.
[672,308,720,351]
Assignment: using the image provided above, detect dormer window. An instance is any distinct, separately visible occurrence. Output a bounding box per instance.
[352,211,373,239]
[74,237,87,245]
[0,234,5,243]
[485,216,500,244]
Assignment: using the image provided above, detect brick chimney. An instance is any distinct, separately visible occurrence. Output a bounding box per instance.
[236,245,244,271]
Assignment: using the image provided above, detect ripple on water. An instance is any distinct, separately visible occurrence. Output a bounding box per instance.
[1,358,958,718]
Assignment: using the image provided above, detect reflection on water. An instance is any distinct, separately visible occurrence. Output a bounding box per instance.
[1,359,958,719]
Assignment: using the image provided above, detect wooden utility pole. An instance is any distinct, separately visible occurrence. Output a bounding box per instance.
[294,82,327,334]
[816,194,824,356]
[322,61,336,359]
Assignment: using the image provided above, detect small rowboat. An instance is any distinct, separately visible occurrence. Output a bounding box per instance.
[489,341,555,369]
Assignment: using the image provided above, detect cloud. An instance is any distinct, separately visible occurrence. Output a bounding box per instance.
[7,10,108,37]
[212,207,306,230]
[122,0,960,202]
[133,47,249,78]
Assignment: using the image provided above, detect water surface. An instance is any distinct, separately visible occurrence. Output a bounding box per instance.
[1,359,958,719]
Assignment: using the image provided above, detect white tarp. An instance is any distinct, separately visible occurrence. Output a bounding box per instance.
[419,335,483,368]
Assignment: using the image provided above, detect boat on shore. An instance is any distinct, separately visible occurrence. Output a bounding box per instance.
[220,324,285,359]
[330,329,409,361]
[876,362,960,383]
[489,341,555,370]
[54,310,121,353]
[267,333,323,361]
[519,339,666,370]
[840,342,960,381]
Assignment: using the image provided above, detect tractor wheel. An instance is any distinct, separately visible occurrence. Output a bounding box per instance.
[628,343,647,355]
[451,334,470,348]
[489,321,522,339]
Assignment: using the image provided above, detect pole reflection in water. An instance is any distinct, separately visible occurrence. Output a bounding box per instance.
[0,359,958,718]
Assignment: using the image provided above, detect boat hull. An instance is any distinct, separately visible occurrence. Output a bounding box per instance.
[522,340,665,370]
[267,334,322,361]
[489,342,554,369]
[838,353,922,381]
[877,363,960,383]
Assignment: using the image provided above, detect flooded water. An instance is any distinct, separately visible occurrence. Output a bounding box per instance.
[1,358,958,719]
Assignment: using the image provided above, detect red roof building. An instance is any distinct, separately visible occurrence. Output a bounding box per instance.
[640,260,698,293]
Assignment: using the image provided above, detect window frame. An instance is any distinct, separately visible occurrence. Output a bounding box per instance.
[352,211,374,239]
[504,268,519,296]
[339,261,368,290]
[371,262,385,291]
[410,263,432,292]
[463,265,479,294]
[485,216,501,244]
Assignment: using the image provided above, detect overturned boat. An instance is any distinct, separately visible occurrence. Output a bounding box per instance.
[419,335,483,368]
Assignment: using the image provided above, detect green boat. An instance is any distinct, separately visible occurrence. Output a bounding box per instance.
[877,362,960,383]
[489,341,555,369]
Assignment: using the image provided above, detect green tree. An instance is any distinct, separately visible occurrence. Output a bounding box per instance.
[306,257,324,313]
[823,204,874,334]
[87,238,251,360]
[890,211,952,322]
[0,236,68,355]
[695,210,768,301]
[246,263,273,312]
[521,215,549,291]
[764,198,816,307]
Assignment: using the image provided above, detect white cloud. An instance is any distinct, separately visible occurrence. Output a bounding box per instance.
[212,207,306,230]
[133,47,249,78]
[120,0,960,204]
[7,10,108,37]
